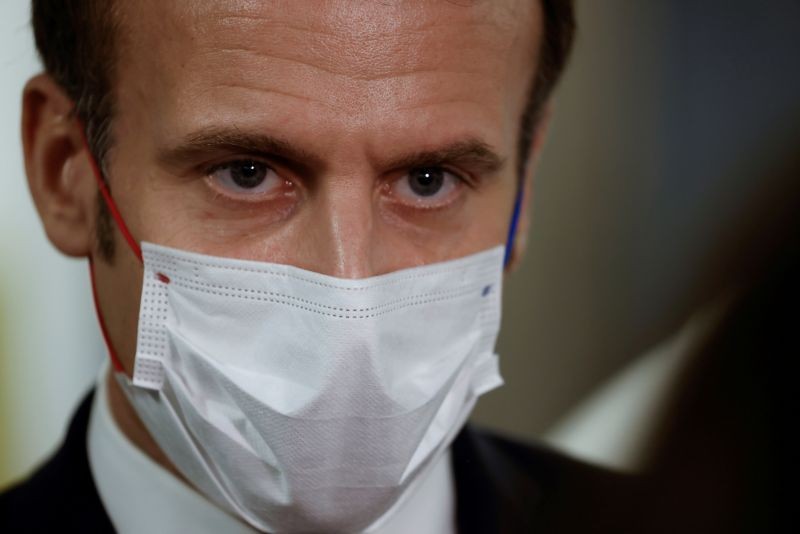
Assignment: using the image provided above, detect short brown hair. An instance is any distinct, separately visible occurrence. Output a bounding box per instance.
[32,1,120,165]
[31,0,575,257]
[520,0,575,176]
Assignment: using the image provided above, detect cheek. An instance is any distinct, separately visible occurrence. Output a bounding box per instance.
[374,180,515,265]
[463,188,517,247]
[93,243,146,373]
[121,173,300,255]
[465,180,521,260]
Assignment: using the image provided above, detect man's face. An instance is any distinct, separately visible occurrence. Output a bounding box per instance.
[93,0,540,372]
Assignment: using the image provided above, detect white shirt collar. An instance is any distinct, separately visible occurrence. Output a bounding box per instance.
[87,361,455,534]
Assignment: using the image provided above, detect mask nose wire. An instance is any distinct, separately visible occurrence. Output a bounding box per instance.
[503,178,524,268]
[80,127,143,374]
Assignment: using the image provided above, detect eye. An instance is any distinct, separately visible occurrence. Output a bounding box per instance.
[388,166,462,208]
[207,159,284,198]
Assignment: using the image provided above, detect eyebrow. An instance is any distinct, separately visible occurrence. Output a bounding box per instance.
[383,139,506,177]
[157,127,506,177]
[157,127,325,171]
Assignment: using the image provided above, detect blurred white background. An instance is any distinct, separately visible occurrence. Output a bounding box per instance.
[0,1,103,488]
[2,0,799,489]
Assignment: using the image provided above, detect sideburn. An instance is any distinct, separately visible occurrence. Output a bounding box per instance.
[95,192,116,262]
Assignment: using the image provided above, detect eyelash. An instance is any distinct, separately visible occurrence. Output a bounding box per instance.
[204,158,270,179]
[202,157,477,203]
[202,159,291,203]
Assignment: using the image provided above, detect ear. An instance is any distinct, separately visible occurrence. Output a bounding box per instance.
[22,74,97,258]
[505,102,552,273]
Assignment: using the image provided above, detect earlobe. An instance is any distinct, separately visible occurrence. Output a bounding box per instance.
[22,74,96,258]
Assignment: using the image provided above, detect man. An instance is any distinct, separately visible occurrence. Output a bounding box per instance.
[0,1,640,532]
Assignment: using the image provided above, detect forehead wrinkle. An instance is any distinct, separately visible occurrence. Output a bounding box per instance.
[200,0,523,34]
[122,0,527,111]
[202,44,491,84]
[190,56,500,126]
[187,2,522,81]
[181,27,505,117]
[123,0,531,74]
[197,29,501,84]
[180,44,507,128]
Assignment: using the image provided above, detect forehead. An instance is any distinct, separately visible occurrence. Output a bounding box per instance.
[116,0,539,151]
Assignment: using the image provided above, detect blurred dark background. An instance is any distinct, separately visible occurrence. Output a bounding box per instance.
[474,0,800,435]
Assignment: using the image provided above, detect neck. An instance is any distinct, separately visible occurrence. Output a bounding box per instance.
[104,369,189,486]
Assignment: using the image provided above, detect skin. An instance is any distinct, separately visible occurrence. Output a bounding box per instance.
[23,0,547,507]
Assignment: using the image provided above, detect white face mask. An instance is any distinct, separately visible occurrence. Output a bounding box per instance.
[115,241,505,533]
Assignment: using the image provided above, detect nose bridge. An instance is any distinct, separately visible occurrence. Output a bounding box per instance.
[313,173,375,279]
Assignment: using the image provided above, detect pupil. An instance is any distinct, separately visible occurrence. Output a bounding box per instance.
[409,168,444,197]
[231,161,266,188]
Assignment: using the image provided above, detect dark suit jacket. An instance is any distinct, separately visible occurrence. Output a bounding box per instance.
[0,391,643,533]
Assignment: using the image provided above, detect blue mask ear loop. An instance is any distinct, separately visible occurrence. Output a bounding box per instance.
[503,178,525,267]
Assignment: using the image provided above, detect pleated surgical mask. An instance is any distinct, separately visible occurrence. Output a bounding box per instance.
[118,241,504,532]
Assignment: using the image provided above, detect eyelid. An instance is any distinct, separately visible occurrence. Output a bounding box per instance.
[411,164,478,189]
[383,166,465,210]
[204,158,297,204]
[204,155,273,176]
[398,165,475,190]
[443,166,477,189]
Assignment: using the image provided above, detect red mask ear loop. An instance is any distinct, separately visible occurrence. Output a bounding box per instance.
[81,128,144,373]
[81,131,142,262]
[88,257,125,373]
